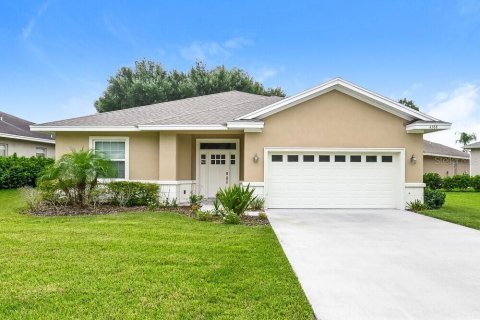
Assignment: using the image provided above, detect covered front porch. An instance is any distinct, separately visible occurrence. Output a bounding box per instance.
[157,132,247,203]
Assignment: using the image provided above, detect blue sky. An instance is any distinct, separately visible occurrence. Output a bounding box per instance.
[1,0,479,148]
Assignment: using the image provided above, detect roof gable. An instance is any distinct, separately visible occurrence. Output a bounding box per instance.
[237,78,442,122]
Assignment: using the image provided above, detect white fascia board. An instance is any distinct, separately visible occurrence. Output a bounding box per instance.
[30,125,139,132]
[226,121,264,132]
[137,124,228,131]
[424,153,470,160]
[0,133,55,144]
[237,78,439,122]
[406,122,451,133]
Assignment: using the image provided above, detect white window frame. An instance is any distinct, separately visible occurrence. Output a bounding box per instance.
[35,147,47,158]
[89,136,129,180]
[0,143,7,157]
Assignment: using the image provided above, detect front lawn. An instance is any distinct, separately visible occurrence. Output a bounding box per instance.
[420,192,480,230]
[0,189,312,319]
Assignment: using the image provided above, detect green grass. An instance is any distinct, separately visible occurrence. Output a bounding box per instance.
[421,192,480,230]
[0,189,312,319]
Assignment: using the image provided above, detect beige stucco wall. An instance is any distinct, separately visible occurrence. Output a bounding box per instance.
[244,90,424,183]
[423,155,470,177]
[55,132,159,180]
[471,149,480,175]
[55,131,244,181]
[0,137,55,158]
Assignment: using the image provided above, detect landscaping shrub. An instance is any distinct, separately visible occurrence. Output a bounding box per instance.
[0,154,53,189]
[108,181,159,207]
[471,175,480,192]
[197,210,214,221]
[189,193,204,210]
[442,176,455,191]
[407,199,427,212]
[19,186,42,211]
[39,149,114,206]
[424,188,446,209]
[212,198,224,216]
[223,210,241,224]
[258,212,268,220]
[216,184,256,216]
[423,173,442,190]
[451,174,471,191]
[248,197,265,210]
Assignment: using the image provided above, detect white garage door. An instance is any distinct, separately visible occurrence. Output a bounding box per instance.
[266,151,400,209]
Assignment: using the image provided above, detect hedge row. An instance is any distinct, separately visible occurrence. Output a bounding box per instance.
[0,155,54,189]
[424,172,480,191]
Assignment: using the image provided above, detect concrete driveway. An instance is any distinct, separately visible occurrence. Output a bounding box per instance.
[268,209,480,320]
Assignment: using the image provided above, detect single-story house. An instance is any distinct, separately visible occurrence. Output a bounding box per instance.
[464,142,480,175]
[423,140,470,177]
[31,78,451,209]
[0,111,55,158]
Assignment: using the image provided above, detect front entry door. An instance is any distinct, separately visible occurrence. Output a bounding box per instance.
[207,151,230,197]
[198,141,239,198]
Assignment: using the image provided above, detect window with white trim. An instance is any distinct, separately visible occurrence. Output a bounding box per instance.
[93,139,127,179]
[0,144,7,157]
[36,147,47,158]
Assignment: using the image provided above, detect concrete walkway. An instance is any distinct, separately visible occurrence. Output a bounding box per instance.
[268,209,480,320]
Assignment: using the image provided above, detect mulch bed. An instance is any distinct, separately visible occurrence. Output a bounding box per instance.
[27,205,269,226]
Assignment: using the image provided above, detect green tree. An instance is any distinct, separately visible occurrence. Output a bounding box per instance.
[398,98,419,111]
[39,149,115,206]
[94,60,285,112]
[456,132,477,147]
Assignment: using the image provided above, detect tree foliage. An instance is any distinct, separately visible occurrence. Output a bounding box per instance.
[94,60,285,112]
[398,98,419,111]
[456,132,477,146]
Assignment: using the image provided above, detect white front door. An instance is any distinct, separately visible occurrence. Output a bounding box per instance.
[207,151,230,197]
[197,140,239,198]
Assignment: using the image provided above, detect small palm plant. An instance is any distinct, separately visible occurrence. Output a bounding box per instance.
[39,148,115,207]
[216,184,256,216]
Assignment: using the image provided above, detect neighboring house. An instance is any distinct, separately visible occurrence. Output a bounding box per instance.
[0,112,55,158]
[31,78,450,209]
[464,142,480,175]
[423,140,470,177]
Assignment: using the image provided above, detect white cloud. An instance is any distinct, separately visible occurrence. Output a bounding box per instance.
[224,37,252,49]
[424,82,480,149]
[180,37,252,62]
[250,66,285,82]
[21,0,50,40]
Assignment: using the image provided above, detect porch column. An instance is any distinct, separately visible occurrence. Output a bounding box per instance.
[159,132,177,181]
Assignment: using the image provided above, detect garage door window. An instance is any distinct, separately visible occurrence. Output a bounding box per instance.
[303,155,314,162]
[272,155,283,162]
[366,155,377,162]
[287,155,299,162]
[350,155,361,162]
[382,156,393,162]
[319,155,330,162]
[335,155,346,162]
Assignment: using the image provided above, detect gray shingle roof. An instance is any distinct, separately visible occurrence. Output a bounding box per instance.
[465,141,480,149]
[37,91,284,127]
[0,112,54,141]
[423,140,469,159]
